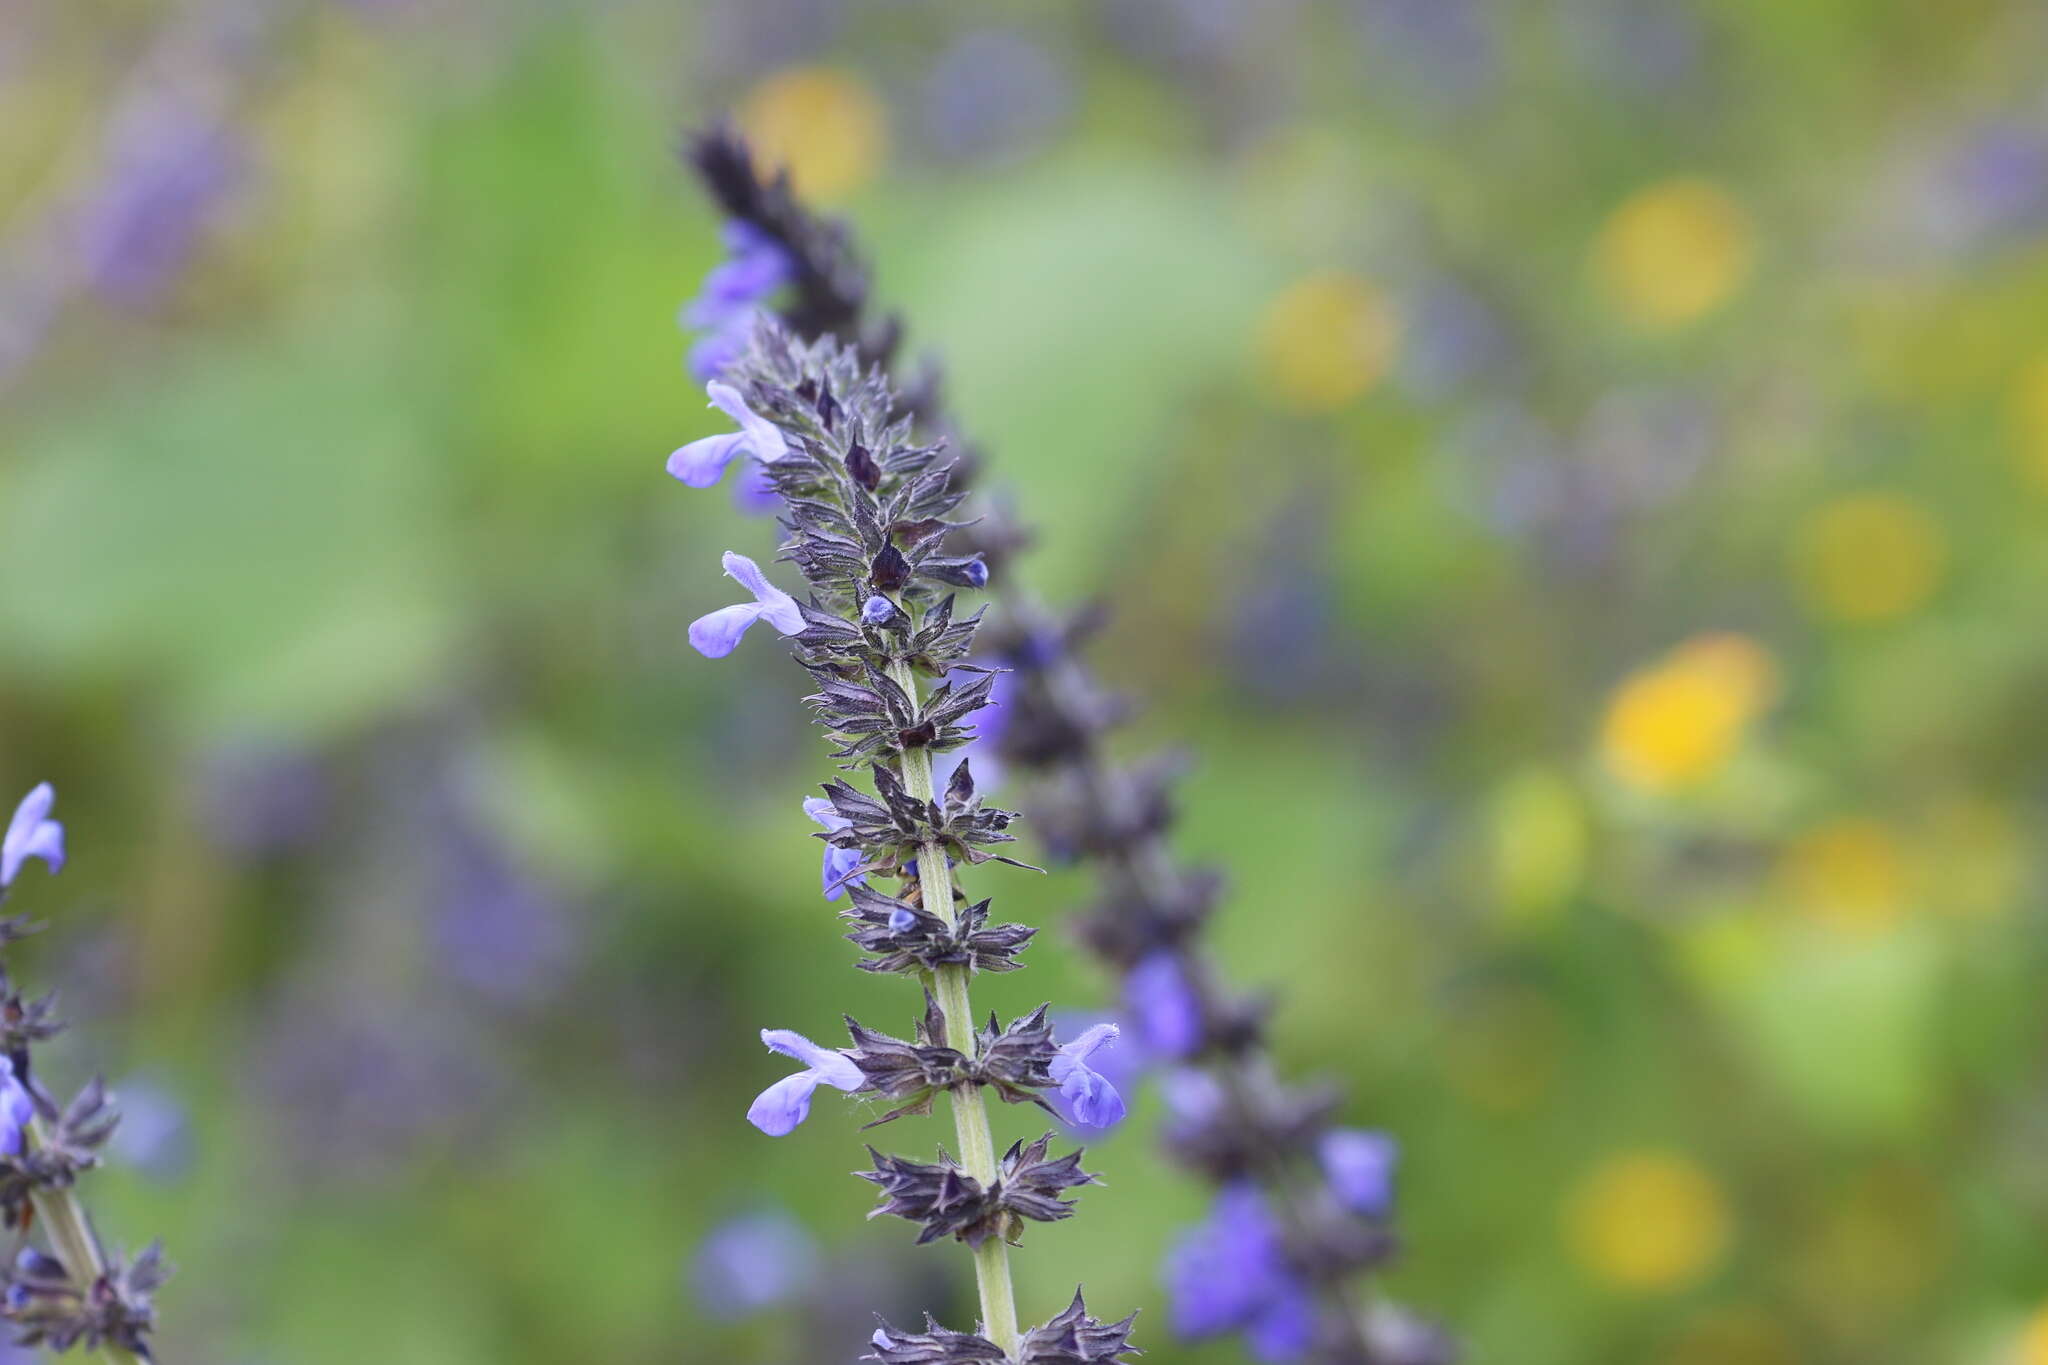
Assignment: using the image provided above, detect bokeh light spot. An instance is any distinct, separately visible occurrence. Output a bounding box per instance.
[1594,178,1754,331]
[1791,492,1946,623]
[738,66,887,200]
[1254,272,1399,412]
[1659,1306,1800,1365]
[1599,633,1778,794]
[1566,1150,1731,1292]
[1779,818,1909,937]
[2007,354,2048,492]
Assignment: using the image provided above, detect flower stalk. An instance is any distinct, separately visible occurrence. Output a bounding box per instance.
[888,655,1020,1352]
[682,124,1452,1365]
[0,783,167,1361]
[666,269,1136,1361]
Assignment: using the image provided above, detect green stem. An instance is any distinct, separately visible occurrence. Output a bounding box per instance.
[25,1117,140,1365]
[888,658,1022,1357]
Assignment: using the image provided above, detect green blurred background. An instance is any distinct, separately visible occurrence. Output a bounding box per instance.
[4,1,2048,1362]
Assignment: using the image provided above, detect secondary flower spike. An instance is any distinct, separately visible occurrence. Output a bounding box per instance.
[667,381,792,488]
[689,552,806,658]
[1,783,65,888]
[1049,1024,1127,1130]
[747,1029,864,1136]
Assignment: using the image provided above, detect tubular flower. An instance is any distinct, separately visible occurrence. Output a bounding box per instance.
[1048,1024,1127,1130]
[688,552,806,658]
[1,784,64,888]
[667,381,792,488]
[747,1029,864,1136]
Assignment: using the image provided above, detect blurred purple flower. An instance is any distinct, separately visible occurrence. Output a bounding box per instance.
[802,797,865,901]
[683,220,793,383]
[747,1029,863,1136]
[1943,122,2048,243]
[432,807,575,1008]
[1319,1129,1397,1217]
[688,551,806,658]
[690,1208,821,1318]
[1101,0,1269,70]
[1563,0,1706,94]
[1049,1023,1127,1130]
[76,103,240,309]
[920,31,1073,164]
[1166,1184,1316,1360]
[702,0,846,76]
[108,1074,196,1182]
[197,741,328,858]
[933,666,1013,796]
[1579,386,1714,511]
[686,222,792,328]
[1125,951,1202,1059]
[732,461,782,516]
[1,783,64,888]
[1397,275,1513,400]
[1350,0,1497,111]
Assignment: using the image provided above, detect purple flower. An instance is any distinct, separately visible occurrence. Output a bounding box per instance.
[682,220,792,382]
[690,1208,820,1318]
[1319,1129,1397,1217]
[78,103,241,310]
[689,324,751,384]
[747,1029,863,1136]
[1166,1184,1315,1360]
[1049,1023,1127,1129]
[731,462,783,516]
[107,1074,195,1182]
[1125,951,1203,1059]
[802,797,866,900]
[932,665,1014,796]
[1,783,64,888]
[0,1059,31,1157]
[685,222,792,328]
[667,382,791,488]
[689,552,806,658]
[860,595,898,625]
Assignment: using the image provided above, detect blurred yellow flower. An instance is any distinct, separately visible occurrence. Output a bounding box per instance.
[1779,817,1908,936]
[1485,768,1588,927]
[2018,1305,2048,1365]
[1593,178,1754,331]
[1599,633,1778,794]
[1918,796,2023,920]
[2007,355,2048,493]
[1442,987,1566,1114]
[1254,272,1399,412]
[1566,1150,1731,1291]
[1790,493,1945,624]
[738,66,887,200]
[1660,1307,1799,1365]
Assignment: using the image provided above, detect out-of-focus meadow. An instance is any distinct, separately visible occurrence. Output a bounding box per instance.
[4,1,2048,1361]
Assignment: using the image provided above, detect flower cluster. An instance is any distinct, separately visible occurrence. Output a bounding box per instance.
[0,786,166,1362]
[681,128,1452,1365]
[663,305,1133,1360]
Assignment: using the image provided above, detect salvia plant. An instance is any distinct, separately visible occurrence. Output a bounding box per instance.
[667,227,1138,1361]
[0,785,165,1361]
[677,123,1454,1365]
